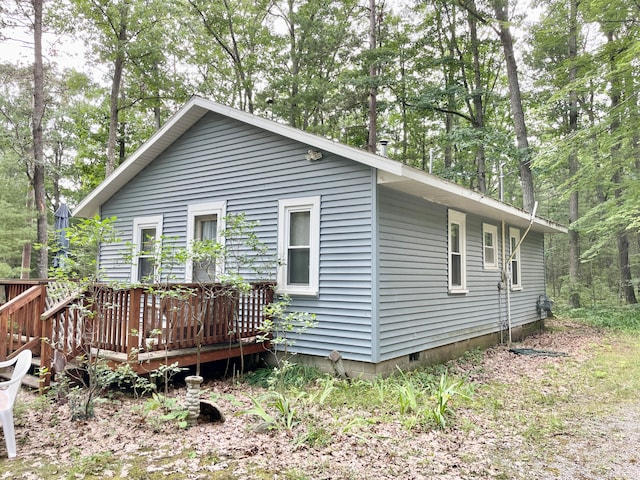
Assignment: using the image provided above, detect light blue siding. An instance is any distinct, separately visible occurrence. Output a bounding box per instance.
[100,112,375,362]
[96,110,549,367]
[376,187,546,362]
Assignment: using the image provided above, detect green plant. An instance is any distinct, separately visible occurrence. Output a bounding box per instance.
[429,372,470,429]
[240,391,302,432]
[68,451,116,477]
[395,377,420,415]
[259,295,317,363]
[566,306,640,332]
[138,393,190,429]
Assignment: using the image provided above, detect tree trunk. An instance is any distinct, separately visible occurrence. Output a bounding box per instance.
[492,0,535,212]
[367,0,377,154]
[32,0,48,279]
[606,30,637,304]
[568,0,580,307]
[444,15,456,169]
[21,189,35,279]
[468,0,486,193]
[617,232,637,304]
[288,0,299,128]
[105,4,128,178]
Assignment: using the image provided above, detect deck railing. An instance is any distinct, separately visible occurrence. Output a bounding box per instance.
[1,280,275,387]
[0,284,47,361]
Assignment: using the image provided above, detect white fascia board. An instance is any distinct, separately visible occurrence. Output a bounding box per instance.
[378,166,567,234]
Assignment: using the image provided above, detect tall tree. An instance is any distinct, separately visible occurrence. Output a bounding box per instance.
[264,0,361,132]
[567,0,581,307]
[491,0,535,212]
[367,0,378,153]
[65,0,182,177]
[0,63,36,278]
[33,0,48,278]
[186,0,271,113]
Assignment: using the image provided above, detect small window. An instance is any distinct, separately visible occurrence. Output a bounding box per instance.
[132,215,163,283]
[448,210,467,293]
[509,227,522,290]
[278,196,320,296]
[482,223,499,270]
[186,202,226,282]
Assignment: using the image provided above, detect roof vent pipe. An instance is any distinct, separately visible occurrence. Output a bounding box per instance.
[379,140,389,157]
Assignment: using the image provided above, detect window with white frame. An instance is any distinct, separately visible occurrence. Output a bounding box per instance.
[185,201,226,282]
[277,196,320,296]
[509,227,522,289]
[132,215,163,283]
[482,223,499,270]
[448,210,467,293]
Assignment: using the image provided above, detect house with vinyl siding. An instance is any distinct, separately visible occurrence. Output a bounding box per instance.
[73,96,567,377]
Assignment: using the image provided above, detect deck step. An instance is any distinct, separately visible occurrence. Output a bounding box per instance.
[0,370,40,388]
[0,356,43,389]
[20,373,41,389]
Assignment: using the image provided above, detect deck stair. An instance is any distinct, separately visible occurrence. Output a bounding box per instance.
[0,355,43,390]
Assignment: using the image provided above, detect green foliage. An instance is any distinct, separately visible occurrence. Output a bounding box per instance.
[429,372,469,429]
[258,294,317,366]
[245,362,323,390]
[49,215,119,282]
[241,391,302,432]
[562,306,640,331]
[137,393,190,430]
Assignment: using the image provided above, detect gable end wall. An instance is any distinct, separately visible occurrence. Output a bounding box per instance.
[99,112,376,362]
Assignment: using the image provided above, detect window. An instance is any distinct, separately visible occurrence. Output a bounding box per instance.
[448,210,467,293]
[185,202,226,282]
[132,215,163,283]
[509,227,522,289]
[482,223,499,270]
[278,196,320,296]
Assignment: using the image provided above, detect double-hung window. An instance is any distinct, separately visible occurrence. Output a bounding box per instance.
[448,210,467,293]
[482,223,499,270]
[185,201,226,282]
[277,196,320,296]
[509,227,522,289]
[132,215,163,283]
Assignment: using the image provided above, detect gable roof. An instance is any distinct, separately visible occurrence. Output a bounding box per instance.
[73,96,566,234]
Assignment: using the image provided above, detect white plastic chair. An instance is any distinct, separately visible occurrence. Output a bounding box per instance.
[0,349,32,459]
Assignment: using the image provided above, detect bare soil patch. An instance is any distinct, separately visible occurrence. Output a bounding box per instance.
[2,318,639,479]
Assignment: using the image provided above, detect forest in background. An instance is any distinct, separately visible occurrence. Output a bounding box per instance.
[0,0,638,308]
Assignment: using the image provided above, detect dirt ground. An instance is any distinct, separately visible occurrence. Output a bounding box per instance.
[2,318,639,479]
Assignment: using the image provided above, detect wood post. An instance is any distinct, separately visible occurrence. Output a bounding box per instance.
[127,287,141,362]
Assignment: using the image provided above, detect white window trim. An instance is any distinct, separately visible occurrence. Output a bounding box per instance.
[448,210,468,294]
[132,215,163,283]
[509,227,523,290]
[185,201,226,282]
[482,223,499,271]
[277,196,320,297]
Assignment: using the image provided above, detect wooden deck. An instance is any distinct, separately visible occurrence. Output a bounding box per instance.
[0,280,274,386]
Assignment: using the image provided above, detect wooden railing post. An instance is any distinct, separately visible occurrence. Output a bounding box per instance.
[0,309,7,361]
[36,284,50,391]
[40,311,53,391]
[127,287,140,362]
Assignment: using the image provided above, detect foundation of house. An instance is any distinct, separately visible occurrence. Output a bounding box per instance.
[268,319,545,380]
